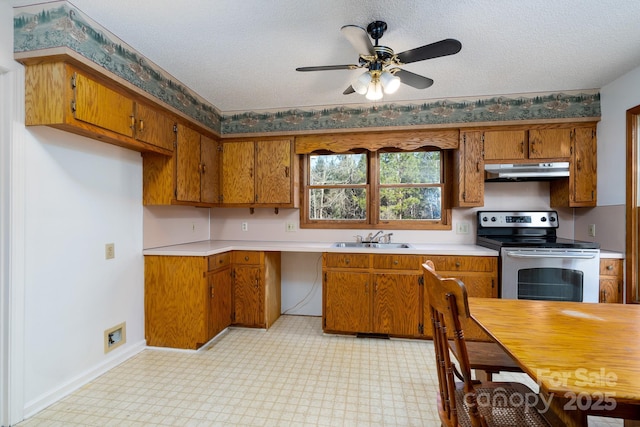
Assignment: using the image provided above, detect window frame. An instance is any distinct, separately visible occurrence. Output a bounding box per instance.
[301,148,452,230]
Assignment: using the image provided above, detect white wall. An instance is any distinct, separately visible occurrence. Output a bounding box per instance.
[22,127,146,415]
[1,6,146,421]
[143,206,210,249]
[598,65,640,206]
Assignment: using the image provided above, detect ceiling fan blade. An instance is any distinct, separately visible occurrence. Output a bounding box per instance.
[396,38,462,64]
[343,85,356,95]
[394,69,434,89]
[340,25,375,55]
[296,64,359,72]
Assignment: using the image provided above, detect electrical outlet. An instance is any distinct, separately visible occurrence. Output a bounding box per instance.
[241,222,248,232]
[105,243,115,259]
[285,222,296,232]
[456,221,470,235]
[588,224,596,237]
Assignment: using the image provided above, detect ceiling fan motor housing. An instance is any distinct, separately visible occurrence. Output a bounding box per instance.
[367,21,388,43]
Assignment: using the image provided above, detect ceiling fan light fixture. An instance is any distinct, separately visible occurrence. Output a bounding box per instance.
[380,70,401,94]
[353,71,372,95]
[366,79,383,101]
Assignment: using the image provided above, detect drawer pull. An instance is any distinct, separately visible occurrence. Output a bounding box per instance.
[244,256,249,261]
[607,265,613,270]
[393,260,399,265]
[345,259,350,264]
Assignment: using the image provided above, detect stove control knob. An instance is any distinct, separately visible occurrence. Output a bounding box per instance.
[491,216,497,222]
[549,216,556,222]
[541,217,547,222]
[482,216,488,222]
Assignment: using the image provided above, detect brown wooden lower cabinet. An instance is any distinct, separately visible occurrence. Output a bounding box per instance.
[599,258,623,303]
[145,250,280,349]
[232,251,281,329]
[322,253,496,340]
[145,255,214,349]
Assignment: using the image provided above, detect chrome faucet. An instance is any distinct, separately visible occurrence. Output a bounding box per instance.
[365,231,384,242]
[379,233,393,244]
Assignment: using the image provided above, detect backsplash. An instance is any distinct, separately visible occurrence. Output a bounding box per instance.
[15,1,600,136]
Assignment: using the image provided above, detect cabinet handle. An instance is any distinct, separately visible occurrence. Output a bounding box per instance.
[476,161,480,172]
[520,140,524,153]
[285,166,290,178]
[530,141,536,154]
[365,282,368,294]
[139,119,145,132]
[201,163,206,174]
[210,286,214,298]
[130,115,135,129]
[576,159,582,171]
[255,279,259,290]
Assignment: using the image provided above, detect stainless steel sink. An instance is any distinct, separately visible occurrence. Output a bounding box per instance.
[332,242,413,249]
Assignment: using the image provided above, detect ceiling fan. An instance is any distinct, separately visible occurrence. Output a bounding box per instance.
[296,21,462,100]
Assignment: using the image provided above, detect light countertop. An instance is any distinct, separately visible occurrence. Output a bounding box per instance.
[142,240,500,257]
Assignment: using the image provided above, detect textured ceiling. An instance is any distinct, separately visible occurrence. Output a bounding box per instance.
[11,0,640,113]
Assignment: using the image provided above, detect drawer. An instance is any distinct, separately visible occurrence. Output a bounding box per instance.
[324,253,370,269]
[232,251,263,265]
[373,254,423,270]
[600,259,623,276]
[208,252,230,271]
[423,255,496,273]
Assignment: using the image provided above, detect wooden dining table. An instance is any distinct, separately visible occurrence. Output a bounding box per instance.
[468,297,640,427]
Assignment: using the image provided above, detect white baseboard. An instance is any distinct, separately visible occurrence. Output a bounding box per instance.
[23,339,146,419]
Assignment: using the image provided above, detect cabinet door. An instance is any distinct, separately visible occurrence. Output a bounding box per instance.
[73,71,134,137]
[200,135,220,204]
[222,141,255,204]
[599,278,622,303]
[256,139,292,204]
[483,130,526,161]
[571,127,597,206]
[209,267,233,337]
[233,265,264,327]
[175,124,201,202]
[144,256,209,349]
[372,272,421,336]
[528,128,571,159]
[454,131,484,207]
[324,271,370,332]
[135,102,175,151]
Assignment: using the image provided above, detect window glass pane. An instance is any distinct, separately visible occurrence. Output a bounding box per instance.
[379,187,441,220]
[309,188,367,220]
[379,151,440,184]
[310,154,367,185]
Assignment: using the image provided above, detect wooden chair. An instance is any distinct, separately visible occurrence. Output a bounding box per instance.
[422,261,564,427]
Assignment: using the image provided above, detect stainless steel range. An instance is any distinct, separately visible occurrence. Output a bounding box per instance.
[476,211,600,302]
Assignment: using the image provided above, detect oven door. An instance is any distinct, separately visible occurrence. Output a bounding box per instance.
[501,248,600,302]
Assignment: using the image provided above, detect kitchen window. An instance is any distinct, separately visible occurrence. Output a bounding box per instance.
[301,148,451,229]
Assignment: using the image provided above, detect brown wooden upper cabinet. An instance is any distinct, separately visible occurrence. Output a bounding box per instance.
[452,131,485,207]
[24,61,174,155]
[143,124,220,206]
[550,126,597,207]
[483,128,571,161]
[221,138,299,207]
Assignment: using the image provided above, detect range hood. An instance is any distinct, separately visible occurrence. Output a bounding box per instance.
[484,162,570,181]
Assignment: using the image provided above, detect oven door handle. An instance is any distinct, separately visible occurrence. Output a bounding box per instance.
[506,252,597,260]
